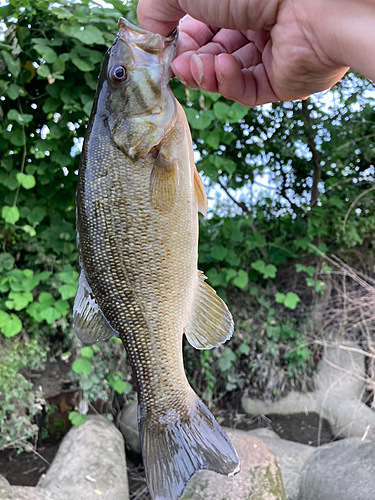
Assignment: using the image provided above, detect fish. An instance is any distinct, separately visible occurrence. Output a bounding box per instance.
[73,17,240,500]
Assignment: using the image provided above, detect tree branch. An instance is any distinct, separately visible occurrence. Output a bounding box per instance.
[302,100,321,208]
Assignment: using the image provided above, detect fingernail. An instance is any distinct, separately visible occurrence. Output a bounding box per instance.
[191,54,204,85]
[215,55,224,84]
[171,62,188,86]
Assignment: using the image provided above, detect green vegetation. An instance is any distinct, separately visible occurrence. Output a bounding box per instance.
[0,0,374,448]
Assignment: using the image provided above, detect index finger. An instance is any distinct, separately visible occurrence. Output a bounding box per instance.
[137,0,184,36]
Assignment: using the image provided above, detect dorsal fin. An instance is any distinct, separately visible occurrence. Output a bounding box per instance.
[185,271,234,349]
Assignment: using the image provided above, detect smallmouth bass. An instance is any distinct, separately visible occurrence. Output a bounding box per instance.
[73,18,240,500]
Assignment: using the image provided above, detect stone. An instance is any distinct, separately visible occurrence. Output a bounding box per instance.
[118,402,141,454]
[242,343,375,440]
[181,428,286,500]
[38,415,129,500]
[298,437,375,500]
[0,486,70,500]
[249,428,314,500]
[0,476,9,488]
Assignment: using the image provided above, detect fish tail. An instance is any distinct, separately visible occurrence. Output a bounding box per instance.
[138,391,240,500]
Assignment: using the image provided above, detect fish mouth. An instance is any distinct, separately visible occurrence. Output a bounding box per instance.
[118,17,178,56]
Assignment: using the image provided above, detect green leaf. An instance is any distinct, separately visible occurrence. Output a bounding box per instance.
[53,57,66,74]
[72,357,91,375]
[81,346,93,358]
[262,264,277,279]
[22,225,36,236]
[34,45,57,64]
[69,411,87,427]
[283,292,300,310]
[1,313,22,337]
[83,100,93,116]
[7,83,21,100]
[63,25,105,45]
[27,207,46,225]
[0,310,10,327]
[226,268,237,283]
[59,269,79,285]
[238,343,250,356]
[251,260,265,273]
[8,131,25,147]
[40,306,62,324]
[213,102,230,122]
[16,173,36,189]
[58,283,78,300]
[184,108,215,130]
[217,347,236,372]
[211,245,228,261]
[37,64,51,78]
[110,379,127,394]
[275,292,285,304]
[2,206,20,224]
[7,109,33,125]
[1,50,20,77]
[226,102,249,123]
[233,270,248,289]
[0,253,15,272]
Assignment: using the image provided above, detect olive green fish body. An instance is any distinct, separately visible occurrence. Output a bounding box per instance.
[74,18,239,500]
[78,102,196,415]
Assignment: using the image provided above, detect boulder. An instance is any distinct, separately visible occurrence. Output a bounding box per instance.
[181,428,286,500]
[242,343,375,440]
[0,486,70,500]
[0,477,9,488]
[298,437,375,500]
[38,415,129,500]
[118,402,141,454]
[249,428,314,500]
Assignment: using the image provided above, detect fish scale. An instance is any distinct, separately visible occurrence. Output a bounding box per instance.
[73,17,240,500]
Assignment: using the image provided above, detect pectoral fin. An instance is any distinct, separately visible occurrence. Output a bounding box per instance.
[73,270,118,344]
[149,152,178,211]
[194,168,207,216]
[185,271,234,349]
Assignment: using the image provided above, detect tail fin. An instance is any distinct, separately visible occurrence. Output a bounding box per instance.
[138,392,240,500]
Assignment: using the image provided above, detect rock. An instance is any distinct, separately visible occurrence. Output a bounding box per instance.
[0,476,9,488]
[298,437,375,500]
[38,415,129,500]
[0,486,70,500]
[118,402,141,454]
[181,428,286,500]
[242,342,375,439]
[249,428,314,500]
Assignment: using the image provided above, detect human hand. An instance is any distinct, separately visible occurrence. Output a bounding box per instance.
[137,0,352,106]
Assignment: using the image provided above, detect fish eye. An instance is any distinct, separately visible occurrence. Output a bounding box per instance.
[109,64,127,83]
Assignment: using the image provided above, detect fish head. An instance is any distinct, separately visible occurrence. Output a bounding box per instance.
[105,18,178,159]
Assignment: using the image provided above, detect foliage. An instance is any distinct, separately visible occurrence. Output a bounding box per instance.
[0,337,48,450]
[0,0,374,445]
[0,0,137,443]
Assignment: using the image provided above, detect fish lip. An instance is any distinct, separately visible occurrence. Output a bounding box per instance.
[117,17,178,52]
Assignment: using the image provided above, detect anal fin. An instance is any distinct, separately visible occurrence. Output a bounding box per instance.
[185,270,234,349]
[73,269,118,344]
